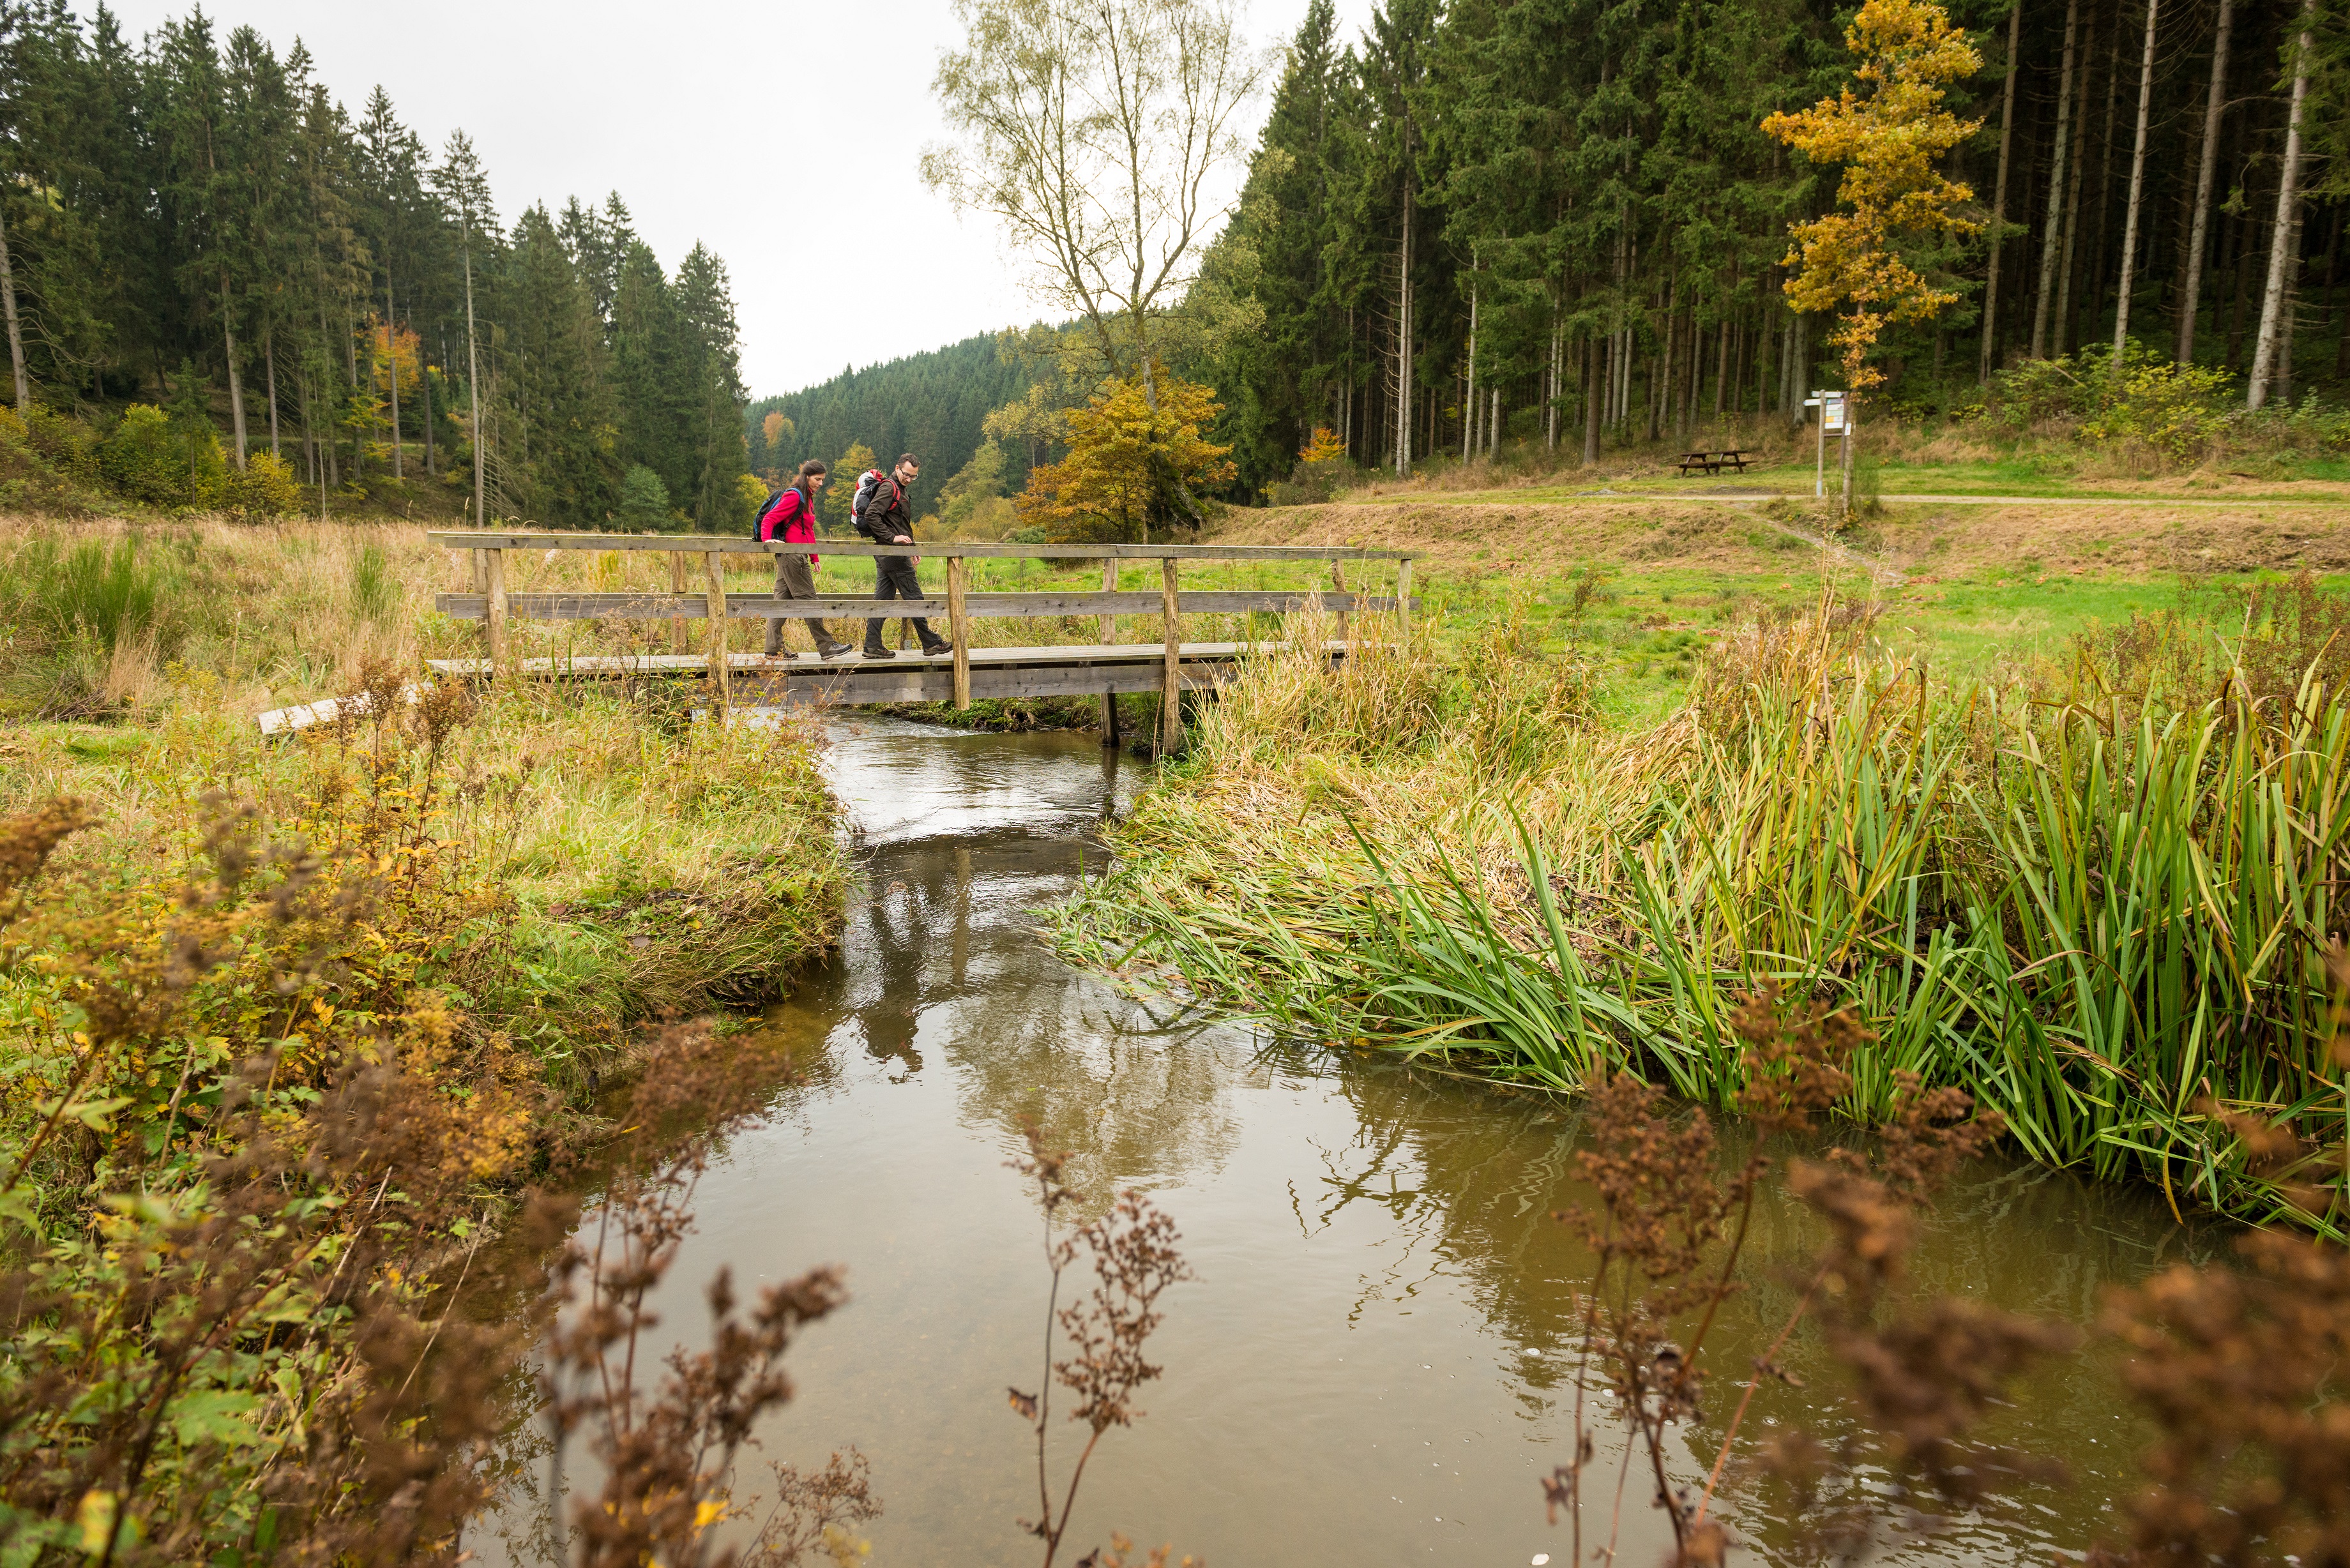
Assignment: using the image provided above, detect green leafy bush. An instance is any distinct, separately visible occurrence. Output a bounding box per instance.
[2077,351,2236,461]
[220,449,305,518]
[20,403,100,481]
[99,403,225,509]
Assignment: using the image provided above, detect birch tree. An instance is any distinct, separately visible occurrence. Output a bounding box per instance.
[2029,0,2080,360]
[2247,0,2317,411]
[923,0,1270,409]
[2175,0,2234,366]
[2110,0,2158,367]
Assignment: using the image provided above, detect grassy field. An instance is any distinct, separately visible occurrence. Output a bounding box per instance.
[0,516,850,1070]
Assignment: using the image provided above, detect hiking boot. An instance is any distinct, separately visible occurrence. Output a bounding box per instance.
[920,638,954,657]
[861,642,896,660]
[763,647,799,662]
[815,637,854,660]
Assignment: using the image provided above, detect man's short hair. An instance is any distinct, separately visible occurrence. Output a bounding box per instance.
[896,453,919,468]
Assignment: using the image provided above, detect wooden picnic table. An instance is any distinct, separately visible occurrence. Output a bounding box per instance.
[1674,449,1753,476]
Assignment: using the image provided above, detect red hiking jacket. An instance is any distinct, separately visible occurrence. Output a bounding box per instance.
[757,485,821,564]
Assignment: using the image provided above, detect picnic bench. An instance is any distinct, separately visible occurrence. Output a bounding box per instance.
[1674,449,1753,476]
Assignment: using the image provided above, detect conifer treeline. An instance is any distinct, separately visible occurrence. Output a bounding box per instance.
[0,3,750,529]
[1200,0,2349,492]
[745,332,1042,520]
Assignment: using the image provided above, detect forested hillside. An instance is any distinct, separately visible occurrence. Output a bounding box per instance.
[745,331,1044,519]
[1196,0,2349,492]
[0,6,749,529]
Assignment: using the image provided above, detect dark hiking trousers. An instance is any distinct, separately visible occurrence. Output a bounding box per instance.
[764,554,837,654]
[865,555,939,650]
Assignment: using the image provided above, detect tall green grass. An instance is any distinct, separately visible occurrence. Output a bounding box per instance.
[1058,601,2350,1234]
[0,532,184,647]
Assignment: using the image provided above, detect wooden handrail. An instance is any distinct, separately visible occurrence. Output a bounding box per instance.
[432,589,1413,621]
[426,529,1416,562]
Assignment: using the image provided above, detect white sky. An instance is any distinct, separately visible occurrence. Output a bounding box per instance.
[93,0,1374,398]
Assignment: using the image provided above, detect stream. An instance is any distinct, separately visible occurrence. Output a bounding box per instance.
[479,717,2224,1567]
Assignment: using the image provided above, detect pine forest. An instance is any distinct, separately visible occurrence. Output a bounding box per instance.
[1184,0,2348,493]
[0,3,750,531]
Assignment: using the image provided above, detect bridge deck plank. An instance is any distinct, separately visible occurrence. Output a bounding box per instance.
[421,640,1327,677]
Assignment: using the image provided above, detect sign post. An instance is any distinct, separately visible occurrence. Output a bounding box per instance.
[1803,392,1847,499]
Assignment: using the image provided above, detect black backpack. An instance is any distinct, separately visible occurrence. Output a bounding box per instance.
[747,486,784,539]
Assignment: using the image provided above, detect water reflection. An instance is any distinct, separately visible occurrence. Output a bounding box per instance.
[475,718,2219,1567]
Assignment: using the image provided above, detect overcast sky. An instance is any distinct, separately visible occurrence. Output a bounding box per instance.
[93,0,1374,398]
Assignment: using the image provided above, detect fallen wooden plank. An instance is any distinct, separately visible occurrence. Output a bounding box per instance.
[421,640,1338,678]
[257,683,421,737]
[430,589,1413,622]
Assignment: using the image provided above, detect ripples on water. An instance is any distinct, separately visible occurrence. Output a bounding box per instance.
[475,718,2225,1567]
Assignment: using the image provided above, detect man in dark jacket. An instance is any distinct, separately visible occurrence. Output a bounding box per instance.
[858,453,950,658]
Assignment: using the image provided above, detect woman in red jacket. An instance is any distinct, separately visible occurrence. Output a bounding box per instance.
[759,460,853,660]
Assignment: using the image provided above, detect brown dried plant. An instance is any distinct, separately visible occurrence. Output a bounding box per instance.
[533,1019,853,1568]
[750,1451,883,1567]
[1006,1120,1197,1568]
[2089,1230,2350,1566]
[1540,988,2039,1567]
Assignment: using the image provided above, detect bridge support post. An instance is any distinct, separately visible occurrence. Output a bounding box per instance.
[669,552,688,652]
[483,548,508,674]
[1330,561,1349,649]
[1397,558,1413,642]
[702,552,731,720]
[1098,557,1119,744]
[948,557,972,709]
[1160,556,1181,756]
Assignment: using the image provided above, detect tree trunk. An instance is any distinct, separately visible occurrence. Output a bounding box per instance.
[264,331,280,457]
[2081,16,2121,349]
[2031,0,2082,359]
[466,245,485,524]
[1394,179,1413,479]
[425,332,439,477]
[384,277,404,478]
[2055,6,2097,355]
[0,207,28,410]
[2179,0,2236,364]
[1980,3,2024,382]
[1463,271,1478,462]
[1582,336,1602,465]
[2112,0,2161,366]
[2248,0,2316,410]
[221,275,248,471]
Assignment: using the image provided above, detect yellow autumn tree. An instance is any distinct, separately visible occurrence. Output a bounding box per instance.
[1016,372,1235,544]
[1763,0,1982,402]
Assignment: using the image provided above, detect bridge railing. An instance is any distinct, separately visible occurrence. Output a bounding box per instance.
[425,530,1418,749]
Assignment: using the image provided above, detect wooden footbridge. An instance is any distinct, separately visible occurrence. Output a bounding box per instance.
[421,531,1418,751]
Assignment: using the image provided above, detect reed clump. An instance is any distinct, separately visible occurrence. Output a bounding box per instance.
[1058,587,2350,1233]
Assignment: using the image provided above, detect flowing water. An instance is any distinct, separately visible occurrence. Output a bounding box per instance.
[480,718,2226,1567]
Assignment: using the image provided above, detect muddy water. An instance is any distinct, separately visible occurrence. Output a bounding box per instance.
[485,719,2223,1567]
